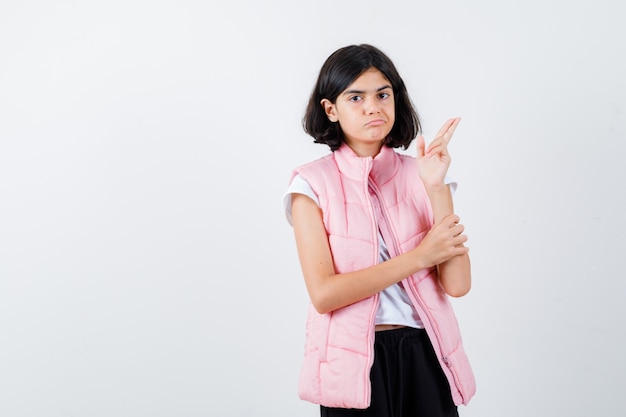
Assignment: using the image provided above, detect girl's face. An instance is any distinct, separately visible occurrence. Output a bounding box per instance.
[321,67,395,156]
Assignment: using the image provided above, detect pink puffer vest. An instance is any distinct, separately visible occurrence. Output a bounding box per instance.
[290,143,476,409]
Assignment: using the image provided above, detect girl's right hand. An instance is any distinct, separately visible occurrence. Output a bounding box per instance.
[414,214,469,269]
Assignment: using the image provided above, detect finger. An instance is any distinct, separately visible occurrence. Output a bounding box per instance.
[451,223,465,237]
[452,244,469,256]
[442,214,460,227]
[434,118,456,139]
[452,234,468,247]
[416,135,425,158]
[441,118,461,145]
[426,136,444,149]
[425,142,448,157]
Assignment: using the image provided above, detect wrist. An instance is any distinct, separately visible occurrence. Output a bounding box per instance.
[424,182,448,195]
[424,183,454,223]
[409,245,432,271]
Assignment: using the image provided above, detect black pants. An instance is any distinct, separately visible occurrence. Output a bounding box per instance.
[320,327,458,417]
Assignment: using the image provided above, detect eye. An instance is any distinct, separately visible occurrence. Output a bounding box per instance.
[349,95,362,102]
[378,92,391,99]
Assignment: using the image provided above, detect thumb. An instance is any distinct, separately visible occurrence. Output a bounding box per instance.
[416,135,425,158]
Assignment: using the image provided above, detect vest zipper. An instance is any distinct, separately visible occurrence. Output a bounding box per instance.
[367,181,399,261]
[363,160,378,406]
[367,179,456,396]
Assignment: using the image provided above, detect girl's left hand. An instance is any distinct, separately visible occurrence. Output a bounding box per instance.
[416,117,460,187]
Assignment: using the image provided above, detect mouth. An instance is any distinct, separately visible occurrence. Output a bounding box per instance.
[366,119,386,127]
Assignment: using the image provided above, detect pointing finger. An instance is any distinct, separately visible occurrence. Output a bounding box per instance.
[434,118,456,139]
[441,118,461,145]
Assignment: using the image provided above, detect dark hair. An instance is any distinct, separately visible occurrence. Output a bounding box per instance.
[303,44,420,151]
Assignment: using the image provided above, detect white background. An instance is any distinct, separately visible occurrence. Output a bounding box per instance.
[1,1,624,416]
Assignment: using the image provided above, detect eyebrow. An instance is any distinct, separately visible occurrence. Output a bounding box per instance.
[342,85,392,95]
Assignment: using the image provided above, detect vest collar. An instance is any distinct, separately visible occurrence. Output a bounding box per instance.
[334,142,401,185]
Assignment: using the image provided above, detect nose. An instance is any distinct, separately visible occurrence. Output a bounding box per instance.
[364,97,381,114]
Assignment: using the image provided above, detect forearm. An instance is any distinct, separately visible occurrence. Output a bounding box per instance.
[308,250,430,314]
[292,190,469,315]
[425,184,471,297]
[293,193,431,314]
[426,184,452,221]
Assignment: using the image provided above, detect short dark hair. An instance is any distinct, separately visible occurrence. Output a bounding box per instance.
[303,44,420,151]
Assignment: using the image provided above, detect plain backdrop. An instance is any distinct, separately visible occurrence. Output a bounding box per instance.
[1,1,625,416]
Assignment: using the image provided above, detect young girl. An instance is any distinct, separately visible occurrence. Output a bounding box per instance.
[283,44,475,417]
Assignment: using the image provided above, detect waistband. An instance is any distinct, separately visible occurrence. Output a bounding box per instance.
[374,326,428,346]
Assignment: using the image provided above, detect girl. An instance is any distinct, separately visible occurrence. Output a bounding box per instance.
[284,44,475,417]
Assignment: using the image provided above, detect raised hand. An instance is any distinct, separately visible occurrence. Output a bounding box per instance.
[416,117,460,187]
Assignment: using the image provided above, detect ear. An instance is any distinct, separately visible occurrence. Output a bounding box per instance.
[320,98,338,122]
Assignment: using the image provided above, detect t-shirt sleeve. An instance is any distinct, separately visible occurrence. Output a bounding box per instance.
[445,175,457,195]
[282,174,320,226]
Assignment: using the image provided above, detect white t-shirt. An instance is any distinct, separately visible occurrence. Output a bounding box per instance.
[283,174,457,329]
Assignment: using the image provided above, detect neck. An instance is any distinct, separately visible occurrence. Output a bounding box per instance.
[345,141,384,158]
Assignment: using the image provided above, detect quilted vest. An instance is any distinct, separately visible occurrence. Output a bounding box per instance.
[290,143,476,409]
